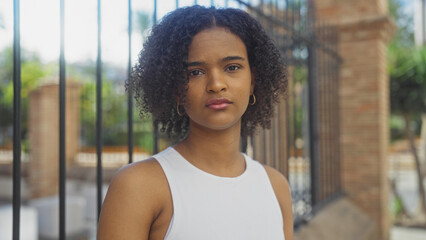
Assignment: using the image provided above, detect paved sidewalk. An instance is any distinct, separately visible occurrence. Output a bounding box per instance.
[391,226,426,240]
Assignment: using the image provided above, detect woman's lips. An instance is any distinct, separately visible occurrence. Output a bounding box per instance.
[206,98,232,110]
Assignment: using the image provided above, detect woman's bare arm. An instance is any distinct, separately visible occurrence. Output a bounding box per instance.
[97,159,164,240]
[264,165,294,240]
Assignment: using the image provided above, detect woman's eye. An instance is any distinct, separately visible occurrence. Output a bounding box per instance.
[188,69,203,76]
[226,65,240,71]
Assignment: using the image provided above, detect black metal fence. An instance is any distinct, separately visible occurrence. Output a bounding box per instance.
[239,0,342,225]
[7,0,341,238]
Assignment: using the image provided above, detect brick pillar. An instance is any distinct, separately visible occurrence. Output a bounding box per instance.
[315,0,394,239]
[28,80,81,198]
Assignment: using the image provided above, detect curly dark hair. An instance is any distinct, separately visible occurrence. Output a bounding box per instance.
[128,5,287,140]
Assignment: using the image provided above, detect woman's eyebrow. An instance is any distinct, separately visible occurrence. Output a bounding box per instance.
[187,61,206,67]
[187,56,245,67]
[222,56,245,62]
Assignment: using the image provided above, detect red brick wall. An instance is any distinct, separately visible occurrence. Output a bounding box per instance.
[28,81,81,198]
[315,0,394,239]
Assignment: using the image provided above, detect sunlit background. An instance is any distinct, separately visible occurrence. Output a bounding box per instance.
[1,0,426,239]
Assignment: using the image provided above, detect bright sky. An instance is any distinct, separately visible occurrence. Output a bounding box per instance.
[0,0,415,66]
[0,0,244,66]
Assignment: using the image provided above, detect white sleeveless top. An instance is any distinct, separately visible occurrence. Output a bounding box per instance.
[152,147,285,240]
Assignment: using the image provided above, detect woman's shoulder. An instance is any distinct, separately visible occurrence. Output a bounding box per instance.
[104,157,169,216]
[98,157,171,239]
[261,164,289,187]
[111,157,167,193]
[116,157,162,177]
[261,163,294,240]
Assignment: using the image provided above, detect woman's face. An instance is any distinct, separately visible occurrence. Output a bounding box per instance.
[183,27,254,132]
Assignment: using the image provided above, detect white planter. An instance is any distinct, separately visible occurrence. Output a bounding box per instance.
[0,205,38,240]
[29,195,86,239]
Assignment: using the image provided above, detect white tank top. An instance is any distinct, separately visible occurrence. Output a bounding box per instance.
[153,147,285,240]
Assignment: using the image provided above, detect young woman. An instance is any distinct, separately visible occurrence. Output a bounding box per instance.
[97,5,293,240]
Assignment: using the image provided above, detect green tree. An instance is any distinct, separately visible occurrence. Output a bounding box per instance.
[0,46,50,147]
[388,0,415,48]
[388,0,426,223]
[389,45,426,220]
[73,61,154,153]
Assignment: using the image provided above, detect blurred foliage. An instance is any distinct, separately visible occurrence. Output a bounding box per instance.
[388,45,426,139]
[0,46,51,147]
[292,65,308,140]
[391,195,404,220]
[388,0,415,48]
[0,10,156,153]
[387,0,425,140]
[389,46,426,115]
[68,62,154,153]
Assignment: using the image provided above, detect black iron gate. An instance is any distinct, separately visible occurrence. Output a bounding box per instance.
[7,0,341,238]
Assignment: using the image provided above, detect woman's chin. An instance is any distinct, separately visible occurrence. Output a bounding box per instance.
[189,118,242,132]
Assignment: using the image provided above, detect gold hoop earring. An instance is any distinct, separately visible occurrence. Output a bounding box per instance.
[177,102,184,116]
[249,94,256,106]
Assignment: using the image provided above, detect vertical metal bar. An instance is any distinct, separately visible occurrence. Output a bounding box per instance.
[59,0,66,238]
[153,122,159,154]
[329,25,333,199]
[278,100,283,175]
[262,129,267,165]
[317,21,322,201]
[176,0,179,8]
[270,0,276,167]
[128,0,134,164]
[272,106,278,169]
[331,28,337,195]
[332,45,338,194]
[270,0,274,31]
[333,27,341,193]
[291,0,295,29]
[307,25,320,207]
[325,23,330,200]
[285,0,289,22]
[225,0,228,8]
[194,0,198,5]
[275,0,278,19]
[12,0,21,239]
[96,0,103,220]
[211,0,214,7]
[325,23,331,199]
[153,0,159,154]
[321,24,326,199]
[422,0,425,44]
[241,136,247,154]
[154,0,157,24]
[297,0,301,31]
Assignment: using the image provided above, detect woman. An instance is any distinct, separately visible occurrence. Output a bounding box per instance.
[97,5,293,240]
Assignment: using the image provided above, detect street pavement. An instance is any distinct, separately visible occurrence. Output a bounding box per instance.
[390,158,426,239]
[391,226,426,240]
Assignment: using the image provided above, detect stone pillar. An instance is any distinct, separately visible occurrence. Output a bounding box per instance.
[315,0,394,239]
[28,80,81,198]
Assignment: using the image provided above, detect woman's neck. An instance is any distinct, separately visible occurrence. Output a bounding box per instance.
[174,121,245,177]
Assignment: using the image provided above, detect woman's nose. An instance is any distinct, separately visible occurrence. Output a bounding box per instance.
[206,69,227,93]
